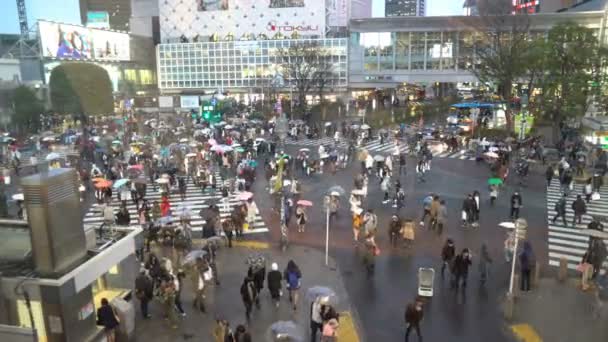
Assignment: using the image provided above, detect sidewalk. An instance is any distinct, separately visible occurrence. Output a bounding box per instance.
[134,244,361,341]
[510,277,608,342]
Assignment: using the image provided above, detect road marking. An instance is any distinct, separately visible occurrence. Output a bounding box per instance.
[338,311,360,342]
[511,324,542,342]
[232,240,270,249]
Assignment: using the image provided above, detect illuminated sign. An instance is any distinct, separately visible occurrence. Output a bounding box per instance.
[267,20,320,32]
[86,11,110,29]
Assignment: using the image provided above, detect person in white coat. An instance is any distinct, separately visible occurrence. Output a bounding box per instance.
[365,154,374,175]
[385,155,393,177]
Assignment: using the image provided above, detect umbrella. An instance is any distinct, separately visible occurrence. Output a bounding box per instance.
[238,192,253,200]
[42,136,55,142]
[327,185,345,196]
[255,138,265,142]
[183,250,208,265]
[283,180,291,187]
[484,151,499,158]
[156,216,175,225]
[92,177,106,183]
[207,138,217,145]
[488,178,503,186]
[361,124,371,129]
[351,189,365,196]
[373,155,385,162]
[225,125,234,129]
[580,229,608,239]
[45,152,62,161]
[94,180,113,189]
[297,200,313,207]
[179,138,189,143]
[112,179,129,189]
[155,178,169,184]
[498,222,516,229]
[112,140,122,145]
[267,321,303,342]
[331,191,340,196]
[133,177,147,184]
[325,122,332,127]
[305,286,338,304]
[186,153,198,158]
[235,147,245,153]
[12,193,24,201]
[299,148,310,152]
[217,121,227,126]
[175,205,193,217]
[128,164,144,171]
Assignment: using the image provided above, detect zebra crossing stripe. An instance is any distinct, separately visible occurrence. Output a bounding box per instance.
[546,182,608,271]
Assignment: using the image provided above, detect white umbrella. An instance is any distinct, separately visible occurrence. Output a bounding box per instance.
[179,138,189,143]
[12,193,24,201]
[361,124,371,129]
[186,153,197,158]
[484,151,499,158]
[352,189,365,195]
[299,148,310,152]
[225,125,234,129]
[331,191,340,196]
[155,178,169,184]
[373,155,385,162]
[42,136,55,142]
[325,122,332,127]
[580,229,608,239]
[499,222,516,229]
[45,152,61,161]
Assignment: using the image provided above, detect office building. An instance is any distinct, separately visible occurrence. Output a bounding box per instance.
[79,0,132,31]
[385,0,425,17]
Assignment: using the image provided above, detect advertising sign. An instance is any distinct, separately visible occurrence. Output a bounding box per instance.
[39,20,130,61]
[39,21,92,59]
[197,0,229,11]
[159,96,174,108]
[180,95,200,108]
[86,11,110,29]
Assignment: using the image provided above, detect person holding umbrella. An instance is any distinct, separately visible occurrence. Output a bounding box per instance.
[267,262,283,308]
[295,204,308,233]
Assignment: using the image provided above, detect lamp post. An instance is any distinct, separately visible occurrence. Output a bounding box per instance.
[276,113,289,250]
[323,195,330,266]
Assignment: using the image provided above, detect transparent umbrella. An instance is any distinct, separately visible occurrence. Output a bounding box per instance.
[326,185,345,197]
[305,286,338,305]
[266,321,303,342]
[183,249,208,265]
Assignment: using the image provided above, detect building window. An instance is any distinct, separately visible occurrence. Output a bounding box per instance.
[395,32,410,70]
[411,32,425,70]
[426,32,441,70]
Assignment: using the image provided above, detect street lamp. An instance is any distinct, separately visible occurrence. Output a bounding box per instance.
[323,195,331,266]
[276,114,289,250]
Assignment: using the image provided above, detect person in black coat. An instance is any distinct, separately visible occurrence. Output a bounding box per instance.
[510,191,522,220]
[115,205,131,226]
[571,195,586,227]
[451,248,472,289]
[267,262,283,308]
[552,193,567,226]
[240,276,259,321]
[404,297,424,342]
[96,298,119,342]
[441,239,455,278]
[135,270,153,318]
[545,165,554,187]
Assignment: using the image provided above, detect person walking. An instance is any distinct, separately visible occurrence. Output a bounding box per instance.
[489,185,498,206]
[284,260,302,311]
[267,262,283,308]
[551,193,567,226]
[296,205,308,233]
[381,176,390,204]
[135,269,153,319]
[240,275,259,321]
[510,191,522,220]
[584,178,593,203]
[429,195,440,231]
[478,243,493,285]
[399,152,406,176]
[472,190,480,227]
[451,248,472,289]
[592,172,603,193]
[519,242,535,292]
[404,297,424,342]
[441,238,455,278]
[545,165,554,187]
[571,194,586,227]
[96,298,120,342]
[436,200,447,235]
[234,324,252,342]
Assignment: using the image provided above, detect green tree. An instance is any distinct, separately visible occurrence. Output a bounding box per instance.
[534,23,608,135]
[49,63,114,115]
[471,0,531,130]
[11,85,43,133]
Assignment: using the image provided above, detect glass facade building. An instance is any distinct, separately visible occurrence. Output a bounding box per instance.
[157,38,348,91]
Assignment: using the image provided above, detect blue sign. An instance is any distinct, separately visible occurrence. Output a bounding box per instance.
[210,98,217,106]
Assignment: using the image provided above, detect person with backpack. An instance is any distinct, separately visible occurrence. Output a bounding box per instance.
[240,275,259,321]
[551,193,567,226]
[284,260,302,311]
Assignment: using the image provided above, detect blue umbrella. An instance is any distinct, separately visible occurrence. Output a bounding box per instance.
[112,179,129,189]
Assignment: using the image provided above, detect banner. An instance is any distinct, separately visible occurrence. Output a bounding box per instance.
[159,96,174,108]
[180,96,200,108]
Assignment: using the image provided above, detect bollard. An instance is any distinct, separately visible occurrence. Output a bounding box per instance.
[533,261,541,289]
[558,257,568,282]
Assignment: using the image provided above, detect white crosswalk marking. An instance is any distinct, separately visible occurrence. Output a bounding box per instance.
[83,171,270,235]
[546,182,608,272]
[286,136,477,161]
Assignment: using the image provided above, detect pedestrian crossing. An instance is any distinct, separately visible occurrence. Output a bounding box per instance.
[546,182,608,271]
[83,171,270,236]
[285,136,477,161]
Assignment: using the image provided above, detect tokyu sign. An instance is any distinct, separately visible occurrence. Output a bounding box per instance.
[267,21,320,33]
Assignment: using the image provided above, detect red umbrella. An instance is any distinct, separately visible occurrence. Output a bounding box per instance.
[297,200,313,207]
[128,164,144,170]
[94,180,113,189]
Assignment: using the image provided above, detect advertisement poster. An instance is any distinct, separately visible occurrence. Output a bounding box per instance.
[39,20,130,61]
[86,11,110,29]
[158,96,174,108]
[180,96,200,108]
[269,0,305,8]
[197,0,229,11]
[39,21,92,59]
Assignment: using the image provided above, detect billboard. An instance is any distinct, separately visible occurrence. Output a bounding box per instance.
[160,0,325,39]
[159,96,174,108]
[180,96,200,108]
[86,11,110,29]
[39,20,130,61]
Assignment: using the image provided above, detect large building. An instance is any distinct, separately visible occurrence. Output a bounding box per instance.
[156,0,348,98]
[385,0,425,17]
[79,0,132,31]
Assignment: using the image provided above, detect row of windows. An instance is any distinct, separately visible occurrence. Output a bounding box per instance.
[158,39,347,53]
[160,78,347,89]
[159,55,347,67]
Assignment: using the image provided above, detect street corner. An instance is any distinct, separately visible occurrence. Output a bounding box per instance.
[510,324,542,342]
[338,311,361,342]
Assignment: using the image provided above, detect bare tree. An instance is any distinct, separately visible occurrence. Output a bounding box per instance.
[469,0,531,130]
[277,41,334,118]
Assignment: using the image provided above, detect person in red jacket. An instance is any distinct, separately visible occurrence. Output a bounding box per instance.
[160,196,171,217]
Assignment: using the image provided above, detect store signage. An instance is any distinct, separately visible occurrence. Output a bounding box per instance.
[267,21,320,32]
